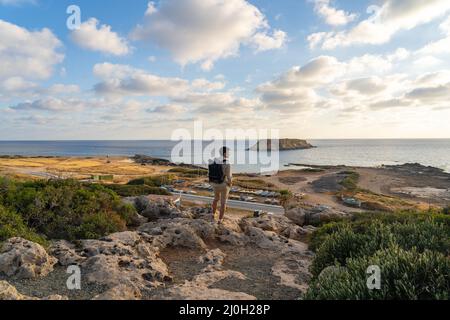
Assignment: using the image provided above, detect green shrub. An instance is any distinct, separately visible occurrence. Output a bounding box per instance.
[105,184,170,197]
[0,179,134,241]
[305,245,450,300]
[127,174,175,187]
[339,171,360,191]
[0,204,46,245]
[310,220,449,277]
[168,167,207,176]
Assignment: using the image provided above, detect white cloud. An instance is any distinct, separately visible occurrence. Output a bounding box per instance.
[309,0,450,49]
[10,97,85,112]
[0,19,64,80]
[250,30,287,52]
[71,18,130,56]
[93,63,190,97]
[313,0,357,26]
[131,0,287,70]
[256,56,344,112]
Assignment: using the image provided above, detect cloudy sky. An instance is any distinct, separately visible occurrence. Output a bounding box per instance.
[1,0,450,140]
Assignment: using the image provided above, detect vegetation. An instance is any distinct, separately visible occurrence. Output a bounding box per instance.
[306,211,450,300]
[127,174,175,187]
[0,177,136,241]
[234,178,276,190]
[0,204,46,245]
[105,184,171,197]
[339,171,360,191]
[168,167,208,177]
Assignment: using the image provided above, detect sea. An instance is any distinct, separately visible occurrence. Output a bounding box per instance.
[0,139,449,173]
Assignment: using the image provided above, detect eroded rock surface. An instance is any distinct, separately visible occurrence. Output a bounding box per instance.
[0,238,57,279]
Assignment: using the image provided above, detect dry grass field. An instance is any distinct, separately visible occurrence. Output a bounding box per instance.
[0,157,171,183]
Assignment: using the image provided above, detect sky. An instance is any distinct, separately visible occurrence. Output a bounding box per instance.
[1,0,450,140]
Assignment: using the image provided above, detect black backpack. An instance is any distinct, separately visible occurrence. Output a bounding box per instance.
[208,161,225,184]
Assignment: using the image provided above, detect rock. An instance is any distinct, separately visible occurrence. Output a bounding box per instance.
[80,232,171,289]
[139,218,215,250]
[134,197,190,220]
[103,231,141,246]
[271,253,312,294]
[307,207,350,225]
[0,281,67,300]
[240,214,292,234]
[153,270,256,300]
[281,225,310,240]
[245,226,290,250]
[49,240,85,266]
[215,225,248,246]
[0,238,57,279]
[156,225,207,250]
[199,249,226,272]
[248,139,314,151]
[0,281,35,300]
[42,295,69,300]
[92,284,142,300]
[285,207,307,226]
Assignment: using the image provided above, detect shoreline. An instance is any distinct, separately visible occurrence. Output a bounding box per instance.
[1,154,449,174]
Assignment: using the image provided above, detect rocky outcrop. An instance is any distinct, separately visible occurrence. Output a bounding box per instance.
[49,240,86,266]
[199,249,226,272]
[133,196,192,221]
[0,238,57,279]
[153,270,256,300]
[0,281,67,300]
[248,139,314,151]
[92,284,142,300]
[80,232,171,289]
[286,206,350,226]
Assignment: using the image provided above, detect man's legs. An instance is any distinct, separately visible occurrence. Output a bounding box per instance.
[218,187,230,222]
[212,188,220,221]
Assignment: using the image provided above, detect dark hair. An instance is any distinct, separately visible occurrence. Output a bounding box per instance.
[220,146,229,157]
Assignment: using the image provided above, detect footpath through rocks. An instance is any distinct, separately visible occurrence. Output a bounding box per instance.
[0,197,326,300]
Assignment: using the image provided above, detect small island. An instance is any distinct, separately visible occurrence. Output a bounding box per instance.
[248,139,314,151]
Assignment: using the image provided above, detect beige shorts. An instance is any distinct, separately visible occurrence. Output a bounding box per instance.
[211,183,230,204]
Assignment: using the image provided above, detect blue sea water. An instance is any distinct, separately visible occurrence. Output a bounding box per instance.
[0,139,449,173]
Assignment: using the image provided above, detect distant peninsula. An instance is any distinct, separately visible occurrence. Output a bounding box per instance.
[248,139,315,151]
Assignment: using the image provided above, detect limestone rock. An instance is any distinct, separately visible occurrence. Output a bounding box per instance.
[92,284,142,300]
[153,270,256,300]
[0,281,67,300]
[0,281,36,300]
[80,232,171,288]
[134,197,191,220]
[49,240,85,266]
[139,218,214,250]
[285,207,306,226]
[199,249,226,272]
[0,238,57,279]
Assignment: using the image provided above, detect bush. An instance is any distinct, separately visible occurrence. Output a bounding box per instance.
[0,179,134,241]
[168,167,207,177]
[305,245,450,300]
[310,220,449,277]
[306,210,450,300]
[339,171,360,191]
[105,184,170,197]
[127,175,175,187]
[0,204,46,245]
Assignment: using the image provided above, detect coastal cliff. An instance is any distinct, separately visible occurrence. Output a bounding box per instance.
[248,139,314,151]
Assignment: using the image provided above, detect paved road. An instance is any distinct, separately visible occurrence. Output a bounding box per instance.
[179,194,285,214]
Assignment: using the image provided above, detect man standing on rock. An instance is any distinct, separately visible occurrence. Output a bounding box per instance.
[208,147,232,224]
